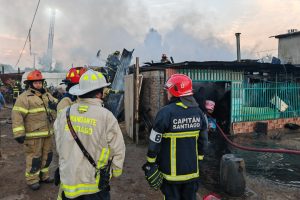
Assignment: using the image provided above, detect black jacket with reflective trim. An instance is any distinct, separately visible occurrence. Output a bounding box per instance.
[147,98,208,183]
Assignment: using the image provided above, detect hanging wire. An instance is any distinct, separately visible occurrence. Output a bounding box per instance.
[29,29,32,56]
[14,0,41,67]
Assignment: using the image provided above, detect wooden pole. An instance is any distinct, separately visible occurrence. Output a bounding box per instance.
[133,64,136,142]
[134,57,140,144]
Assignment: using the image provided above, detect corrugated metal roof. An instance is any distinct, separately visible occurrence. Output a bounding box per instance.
[140,61,300,74]
[274,31,300,39]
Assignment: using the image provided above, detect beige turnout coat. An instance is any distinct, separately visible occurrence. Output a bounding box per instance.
[54,98,125,198]
[12,88,57,139]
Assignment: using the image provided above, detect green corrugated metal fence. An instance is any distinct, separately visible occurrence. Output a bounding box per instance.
[178,69,243,82]
[231,82,300,122]
[176,68,300,123]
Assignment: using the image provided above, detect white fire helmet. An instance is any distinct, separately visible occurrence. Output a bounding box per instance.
[69,69,110,96]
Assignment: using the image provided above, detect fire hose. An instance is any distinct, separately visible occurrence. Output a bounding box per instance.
[214,119,300,155]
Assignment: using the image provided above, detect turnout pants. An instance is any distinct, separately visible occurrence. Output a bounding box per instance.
[161,181,199,200]
[49,135,59,179]
[24,136,53,185]
[60,190,110,200]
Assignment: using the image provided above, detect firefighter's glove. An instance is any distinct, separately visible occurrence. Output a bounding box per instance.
[142,162,163,190]
[54,168,60,186]
[15,136,25,144]
[48,101,57,111]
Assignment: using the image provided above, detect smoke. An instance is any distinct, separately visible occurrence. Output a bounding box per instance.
[164,26,235,62]
[4,0,298,67]
[135,28,163,63]
[135,27,235,64]
[38,53,65,72]
[0,63,16,73]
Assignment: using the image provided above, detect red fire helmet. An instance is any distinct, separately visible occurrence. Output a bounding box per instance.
[164,74,193,97]
[64,67,87,84]
[27,70,44,81]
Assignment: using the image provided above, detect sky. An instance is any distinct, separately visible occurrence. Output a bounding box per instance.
[1,0,300,70]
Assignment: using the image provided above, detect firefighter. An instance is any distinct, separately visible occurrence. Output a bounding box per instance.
[54,69,125,199]
[49,67,87,180]
[0,90,5,110]
[11,69,57,190]
[161,53,171,64]
[57,67,87,113]
[12,80,21,105]
[105,50,121,82]
[143,74,208,200]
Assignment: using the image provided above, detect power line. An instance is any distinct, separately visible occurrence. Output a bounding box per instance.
[15,0,41,67]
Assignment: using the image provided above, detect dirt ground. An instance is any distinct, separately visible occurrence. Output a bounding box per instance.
[0,107,299,200]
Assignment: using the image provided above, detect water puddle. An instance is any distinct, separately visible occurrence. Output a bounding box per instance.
[231,135,300,188]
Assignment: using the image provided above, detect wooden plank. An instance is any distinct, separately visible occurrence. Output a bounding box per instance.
[124,74,134,139]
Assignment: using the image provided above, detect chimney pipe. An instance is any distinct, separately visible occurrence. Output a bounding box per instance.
[235,33,241,62]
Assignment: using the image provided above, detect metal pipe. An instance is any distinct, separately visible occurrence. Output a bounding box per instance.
[235,33,241,62]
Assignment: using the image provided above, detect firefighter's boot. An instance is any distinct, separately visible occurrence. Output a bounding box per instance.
[29,182,40,190]
[41,177,54,183]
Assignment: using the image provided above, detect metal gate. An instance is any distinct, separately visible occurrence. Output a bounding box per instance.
[231,82,300,122]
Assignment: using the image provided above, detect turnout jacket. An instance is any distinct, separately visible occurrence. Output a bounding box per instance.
[57,93,77,113]
[12,88,57,139]
[54,98,125,198]
[147,98,208,183]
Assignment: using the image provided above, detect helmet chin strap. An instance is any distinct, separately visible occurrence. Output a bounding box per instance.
[29,81,45,94]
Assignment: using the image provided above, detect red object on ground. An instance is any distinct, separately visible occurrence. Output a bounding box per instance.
[203,193,221,200]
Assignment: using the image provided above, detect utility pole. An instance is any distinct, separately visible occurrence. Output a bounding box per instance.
[47,9,56,71]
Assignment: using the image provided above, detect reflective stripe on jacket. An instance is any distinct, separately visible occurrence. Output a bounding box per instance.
[11,88,57,139]
[54,98,125,198]
[147,99,208,183]
[13,87,21,98]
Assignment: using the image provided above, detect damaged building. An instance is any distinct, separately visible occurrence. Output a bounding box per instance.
[125,61,300,139]
[274,29,300,66]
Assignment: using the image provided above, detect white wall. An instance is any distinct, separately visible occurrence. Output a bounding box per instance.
[278,35,300,64]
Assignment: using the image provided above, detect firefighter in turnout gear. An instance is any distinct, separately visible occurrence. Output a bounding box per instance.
[13,80,22,105]
[54,69,125,199]
[143,74,208,200]
[11,70,57,190]
[49,67,87,180]
[57,67,87,113]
